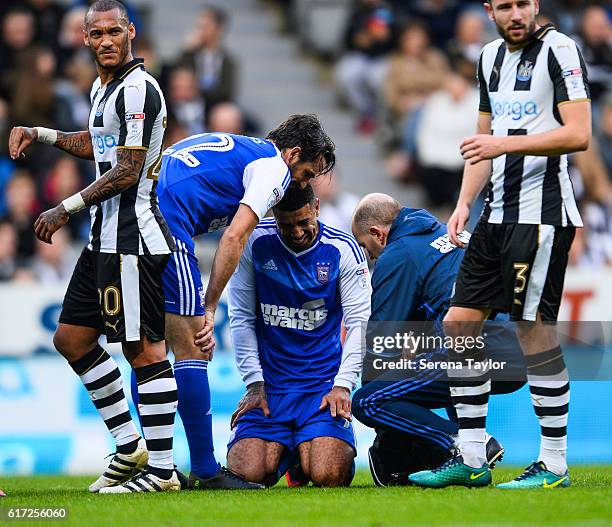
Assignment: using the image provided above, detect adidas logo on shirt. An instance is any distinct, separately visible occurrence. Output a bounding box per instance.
[263,259,278,271]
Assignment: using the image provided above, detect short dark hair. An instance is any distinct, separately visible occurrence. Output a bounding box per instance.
[201,5,228,28]
[267,114,336,176]
[273,184,316,213]
[85,0,129,26]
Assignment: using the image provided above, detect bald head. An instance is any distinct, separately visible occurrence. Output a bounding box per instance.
[352,193,401,235]
[352,193,401,260]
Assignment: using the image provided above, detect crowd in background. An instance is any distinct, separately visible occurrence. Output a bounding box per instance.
[0,0,253,283]
[327,0,612,266]
[0,0,611,284]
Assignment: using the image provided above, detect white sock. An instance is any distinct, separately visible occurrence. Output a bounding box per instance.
[538,437,568,476]
[457,430,487,468]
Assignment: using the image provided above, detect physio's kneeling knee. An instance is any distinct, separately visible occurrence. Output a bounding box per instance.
[351,393,366,423]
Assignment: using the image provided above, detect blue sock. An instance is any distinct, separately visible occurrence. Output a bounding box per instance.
[174,360,220,478]
[130,369,143,433]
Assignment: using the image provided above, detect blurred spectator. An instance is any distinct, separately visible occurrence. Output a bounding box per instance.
[413,70,479,208]
[598,93,612,178]
[167,66,206,137]
[569,137,612,266]
[573,4,612,104]
[30,229,78,283]
[134,36,163,80]
[0,99,9,156]
[0,220,18,282]
[163,118,189,150]
[55,55,97,129]
[538,0,581,34]
[207,102,245,135]
[335,0,395,134]
[400,0,462,49]
[574,138,612,204]
[56,6,89,77]
[42,156,90,241]
[3,170,39,262]
[311,172,360,233]
[0,8,36,91]
[384,21,449,121]
[0,157,14,215]
[579,202,612,267]
[446,10,487,70]
[24,0,66,49]
[10,47,77,131]
[180,6,237,113]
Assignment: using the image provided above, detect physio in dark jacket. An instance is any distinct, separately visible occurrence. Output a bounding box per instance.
[368,206,464,323]
[351,194,524,483]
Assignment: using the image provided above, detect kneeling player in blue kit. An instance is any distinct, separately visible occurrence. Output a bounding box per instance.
[226,185,371,487]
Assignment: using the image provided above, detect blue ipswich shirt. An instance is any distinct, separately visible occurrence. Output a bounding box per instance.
[228,219,372,393]
[156,133,291,246]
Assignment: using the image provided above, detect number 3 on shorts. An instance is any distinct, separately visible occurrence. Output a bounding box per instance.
[513,263,530,294]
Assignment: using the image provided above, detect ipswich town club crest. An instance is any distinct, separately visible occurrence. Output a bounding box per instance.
[316,263,330,284]
[517,60,534,82]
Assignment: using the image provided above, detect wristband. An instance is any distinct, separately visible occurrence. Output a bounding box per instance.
[62,193,86,215]
[35,127,58,145]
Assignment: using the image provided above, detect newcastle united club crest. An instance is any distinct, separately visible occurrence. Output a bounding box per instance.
[517,60,534,82]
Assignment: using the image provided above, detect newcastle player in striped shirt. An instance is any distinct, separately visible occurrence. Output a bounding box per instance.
[9,1,181,493]
[408,0,590,489]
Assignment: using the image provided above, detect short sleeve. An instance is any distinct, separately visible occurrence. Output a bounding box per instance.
[90,78,101,103]
[240,154,291,220]
[477,52,491,114]
[548,39,591,105]
[116,81,162,150]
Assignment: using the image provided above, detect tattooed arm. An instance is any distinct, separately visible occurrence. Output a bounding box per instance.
[9,127,95,161]
[34,148,147,243]
[55,131,95,160]
[80,148,146,206]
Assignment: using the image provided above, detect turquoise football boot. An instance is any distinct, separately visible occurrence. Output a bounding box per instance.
[497,461,570,489]
[408,454,491,488]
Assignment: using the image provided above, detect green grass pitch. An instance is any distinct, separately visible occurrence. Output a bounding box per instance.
[2,467,611,527]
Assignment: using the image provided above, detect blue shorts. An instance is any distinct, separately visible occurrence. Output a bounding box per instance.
[162,236,205,316]
[228,390,356,463]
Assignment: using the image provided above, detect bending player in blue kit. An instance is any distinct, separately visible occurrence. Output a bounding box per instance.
[226,185,371,487]
[139,115,336,489]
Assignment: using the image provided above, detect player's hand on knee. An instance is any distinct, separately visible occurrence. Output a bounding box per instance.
[195,310,216,353]
[231,381,270,428]
[319,386,352,420]
[200,347,214,361]
[34,205,70,244]
[9,126,37,160]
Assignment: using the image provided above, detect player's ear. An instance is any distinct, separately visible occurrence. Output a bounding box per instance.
[484,2,494,21]
[533,0,540,15]
[314,198,320,216]
[285,146,301,165]
[83,28,90,47]
[128,22,136,41]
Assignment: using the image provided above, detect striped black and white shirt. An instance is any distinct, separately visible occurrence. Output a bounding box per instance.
[87,58,174,255]
[478,25,590,227]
